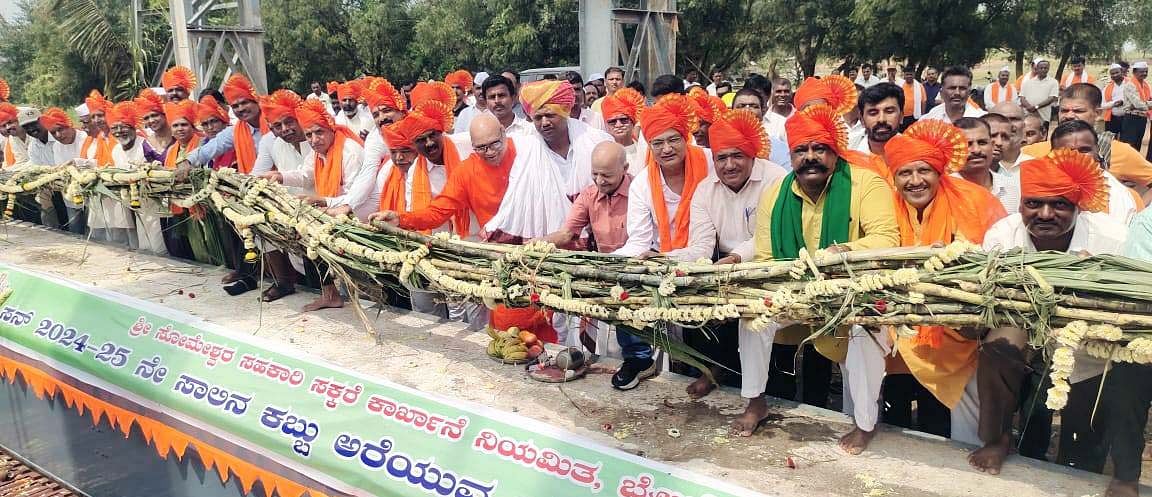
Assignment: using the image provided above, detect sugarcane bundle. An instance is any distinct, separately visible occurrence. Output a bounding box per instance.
[5,164,1152,368]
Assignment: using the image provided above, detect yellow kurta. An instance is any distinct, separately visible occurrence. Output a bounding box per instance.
[752,164,900,362]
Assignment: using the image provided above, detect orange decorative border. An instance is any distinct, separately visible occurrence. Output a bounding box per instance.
[0,353,334,497]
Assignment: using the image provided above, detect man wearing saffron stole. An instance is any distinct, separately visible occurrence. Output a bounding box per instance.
[838,120,1006,454]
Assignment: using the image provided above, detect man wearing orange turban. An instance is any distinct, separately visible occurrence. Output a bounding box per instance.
[262,98,366,313]
[135,89,175,165]
[41,107,89,233]
[599,87,646,173]
[161,65,197,102]
[752,103,899,432]
[104,101,168,255]
[687,86,726,148]
[834,120,1008,457]
[793,75,858,114]
[0,103,27,168]
[330,80,373,140]
[645,108,783,430]
[976,148,1125,478]
[76,91,130,244]
[182,74,268,175]
[444,70,473,117]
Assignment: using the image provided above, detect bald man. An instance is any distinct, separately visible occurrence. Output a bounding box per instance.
[535,140,655,389]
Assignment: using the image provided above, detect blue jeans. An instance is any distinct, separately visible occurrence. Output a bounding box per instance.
[616,325,652,360]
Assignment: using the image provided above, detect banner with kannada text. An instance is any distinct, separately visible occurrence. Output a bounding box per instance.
[0,264,766,497]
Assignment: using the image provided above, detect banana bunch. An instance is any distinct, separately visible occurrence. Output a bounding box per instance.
[485,326,542,362]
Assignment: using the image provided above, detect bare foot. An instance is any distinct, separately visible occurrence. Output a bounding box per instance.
[1106,479,1139,497]
[686,375,716,399]
[221,270,242,284]
[302,294,343,312]
[838,427,876,455]
[968,434,1011,475]
[731,396,770,437]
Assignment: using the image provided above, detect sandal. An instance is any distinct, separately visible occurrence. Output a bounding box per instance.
[528,363,589,383]
[261,284,296,302]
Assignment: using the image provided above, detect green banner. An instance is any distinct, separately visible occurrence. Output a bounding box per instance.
[0,263,764,497]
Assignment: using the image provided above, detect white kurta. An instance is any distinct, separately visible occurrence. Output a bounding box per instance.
[335,106,375,137]
[612,149,716,257]
[86,137,135,231]
[668,160,784,263]
[281,136,365,207]
[343,158,448,228]
[112,139,166,255]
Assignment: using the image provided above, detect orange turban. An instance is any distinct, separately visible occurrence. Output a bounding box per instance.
[161,66,197,92]
[195,95,229,125]
[85,90,110,115]
[0,79,9,102]
[107,101,139,128]
[134,88,165,117]
[1020,149,1110,212]
[40,107,74,130]
[687,86,726,124]
[328,80,361,102]
[884,120,968,175]
[163,100,197,125]
[406,101,453,136]
[364,78,406,112]
[296,98,335,130]
[519,80,575,118]
[600,87,645,122]
[382,117,418,149]
[708,109,769,159]
[445,70,473,90]
[0,103,18,124]
[793,75,857,115]
[410,81,456,110]
[222,74,259,104]
[639,94,697,140]
[785,104,847,153]
[260,89,302,124]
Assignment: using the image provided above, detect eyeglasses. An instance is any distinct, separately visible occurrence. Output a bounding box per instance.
[606,117,631,126]
[648,135,683,150]
[473,139,505,154]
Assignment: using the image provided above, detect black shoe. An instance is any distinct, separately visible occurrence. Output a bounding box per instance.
[223,277,257,296]
[612,357,657,390]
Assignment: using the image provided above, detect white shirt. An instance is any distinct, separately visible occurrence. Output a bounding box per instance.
[951,169,1021,216]
[25,134,56,166]
[1105,170,1139,225]
[983,211,1128,383]
[53,130,87,165]
[920,103,987,123]
[846,119,866,152]
[855,75,883,88]
[623,142,644,176]
[613,149,716,257]
[994,153,1030,214]
[282,137,365,208]
[706,83,719,96]
[494,112,535,138]
[361,127,389,174]
[762,110,789,141]
[253,136,312,196]
[335,106,375,138]
[578,109,606,132]
[455,105,484,134]
[1019,76,1061,122]
[983,82,1018,108]
[344,158,448,225]
[668,159,786,263]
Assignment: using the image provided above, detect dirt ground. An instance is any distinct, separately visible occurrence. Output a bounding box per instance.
[0,221,1145,497]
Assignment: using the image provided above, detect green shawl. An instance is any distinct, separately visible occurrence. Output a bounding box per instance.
[770,158,852,259]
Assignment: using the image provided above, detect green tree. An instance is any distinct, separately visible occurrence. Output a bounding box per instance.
[677,0,773,76]
[262,0,359,92]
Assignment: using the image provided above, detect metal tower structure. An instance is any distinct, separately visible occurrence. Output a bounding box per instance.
[136,0,268,93]
[580,0,678,91]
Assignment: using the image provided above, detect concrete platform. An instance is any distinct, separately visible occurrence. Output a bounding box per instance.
[0,221,1141,497]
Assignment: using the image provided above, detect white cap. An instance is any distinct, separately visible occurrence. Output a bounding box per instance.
[589,72,605,82]
[1134,61,1149,70]
[1110,63,1123,70]
[474,71,490,86]
[16,106,41,126]
[999,66,1011,74]
[1033,56,1048,65]
[151,87,166,96]
[74,103,90,117]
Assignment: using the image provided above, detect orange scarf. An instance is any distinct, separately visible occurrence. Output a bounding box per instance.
[901,81,923,118]
[233,119,269,174]
[313,127,362,197]
[1104,82,1119,121]
[377,161,434,213]
[163,135,202,169]
[2,139,12,168]
[646,144,708,252]
[987,82,1015,106]
[80,134,114,167]
[1137,79,1152,118]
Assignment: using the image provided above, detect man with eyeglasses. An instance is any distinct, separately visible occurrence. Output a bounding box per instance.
[599,88,645,173]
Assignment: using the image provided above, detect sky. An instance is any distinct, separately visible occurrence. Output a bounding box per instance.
[0,1,23,22]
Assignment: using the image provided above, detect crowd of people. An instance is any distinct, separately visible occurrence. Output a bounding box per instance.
[3,57,1152,495]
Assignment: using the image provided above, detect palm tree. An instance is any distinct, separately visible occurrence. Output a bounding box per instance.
[46,0,146,99]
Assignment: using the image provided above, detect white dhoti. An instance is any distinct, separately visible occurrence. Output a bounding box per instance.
[950,376,981,445]
[842,325,892,432]
[738,319,783,399]
[134,198,167,256]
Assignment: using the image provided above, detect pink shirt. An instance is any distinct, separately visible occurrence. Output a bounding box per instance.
[561,174,632,253]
